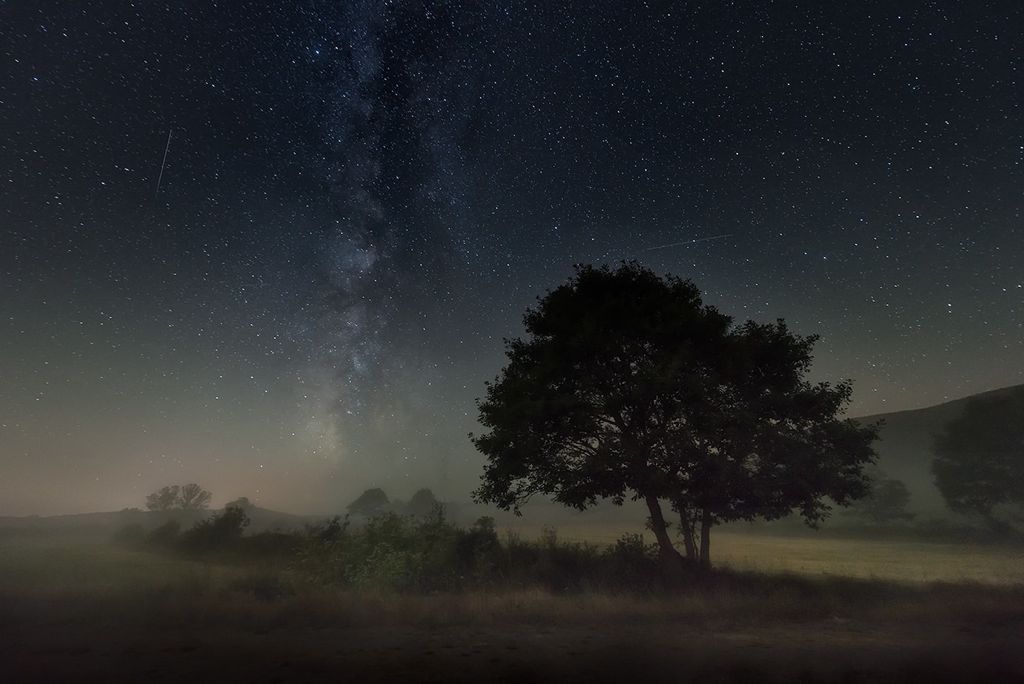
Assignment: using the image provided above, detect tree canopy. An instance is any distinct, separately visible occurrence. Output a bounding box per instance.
[225,496,254,511]
[933,390,1024,531]
[348,488,391,517]
[406,488,440,518]
[178,483,213,511]
[847,470,914,525]
[182,503,250,550]
[472,262,878,567]
[145,483,212,512]
[145,485,181,512]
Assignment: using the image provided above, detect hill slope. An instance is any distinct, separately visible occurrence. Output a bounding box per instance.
[856,383,1024,515]
[0,506,316,538]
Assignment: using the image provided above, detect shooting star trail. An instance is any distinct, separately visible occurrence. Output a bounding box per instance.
[154,130,172,200]
[645,233,731,251]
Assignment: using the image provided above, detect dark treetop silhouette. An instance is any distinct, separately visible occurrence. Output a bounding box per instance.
[145,483,212,512]
[847,471,915,525]
[347,488,391,517]
[145,486,181,512]
[473,263,879,568]
[406,488,440,518]
[933,388,1024,532]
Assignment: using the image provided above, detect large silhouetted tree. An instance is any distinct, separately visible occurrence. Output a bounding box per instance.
[472,262,878,569]
[933,390,1024,531]
[664,319,879,566]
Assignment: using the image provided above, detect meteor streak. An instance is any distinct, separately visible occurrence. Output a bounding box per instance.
[645,233,731,251]
[154,130,172,200]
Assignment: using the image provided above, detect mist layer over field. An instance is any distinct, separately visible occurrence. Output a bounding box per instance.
[3,518,1023,683]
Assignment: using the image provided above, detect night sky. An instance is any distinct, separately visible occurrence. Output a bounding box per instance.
[2,1,1022,515]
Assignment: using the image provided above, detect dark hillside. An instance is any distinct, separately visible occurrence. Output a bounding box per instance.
[0,506,314,539]
[857,384,1024,515]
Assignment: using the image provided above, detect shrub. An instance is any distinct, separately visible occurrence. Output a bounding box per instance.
[454,516,502,584]
[603,533,661,587]
[305,516,348,543]
[181,504,250,552]
[153,507,679,593]
[349,545,425,590]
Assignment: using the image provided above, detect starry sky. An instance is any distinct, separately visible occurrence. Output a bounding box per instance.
[1,1,1022,515]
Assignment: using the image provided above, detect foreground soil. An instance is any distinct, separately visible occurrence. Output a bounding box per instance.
[6,610,1024,683]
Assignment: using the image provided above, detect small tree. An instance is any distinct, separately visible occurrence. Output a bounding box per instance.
[933,391,1024,531]
[406,488,440,518]
[848,472,915,525]
[145,485,180,511]
[145,483,213,512]
[182,504,250,550]
[348,488,390,517]
[178,483,213,511]
[473,262,877,569]
[225,496,254,511]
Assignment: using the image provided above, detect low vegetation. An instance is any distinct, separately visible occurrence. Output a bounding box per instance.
[6,514,1024,681]
[111,502,1024,594]
[118,506,677,593]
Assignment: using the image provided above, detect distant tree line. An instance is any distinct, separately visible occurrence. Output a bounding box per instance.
[145,483,212,512]
[346,487,447,520]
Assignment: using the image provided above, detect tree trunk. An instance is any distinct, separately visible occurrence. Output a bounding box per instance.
[644,494,683,564]
[677,505,698,561]
[699,507,712,569]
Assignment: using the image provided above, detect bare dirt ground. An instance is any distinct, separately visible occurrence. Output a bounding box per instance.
[6,607,1024,682]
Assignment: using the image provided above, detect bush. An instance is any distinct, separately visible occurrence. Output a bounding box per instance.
[349,545,425,590]
[293,513,656,593]
[604,533,661,586]
[152,507,675,593]
[180,505,250,552]
[454,516,502,584]
[305,516,348,543]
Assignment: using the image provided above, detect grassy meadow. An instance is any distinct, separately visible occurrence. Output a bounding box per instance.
[503,523,1024,585]
[3,520,1024,682]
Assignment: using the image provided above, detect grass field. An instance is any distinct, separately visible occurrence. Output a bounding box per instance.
[3,530,1023,682]
[502,524,1024,584]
